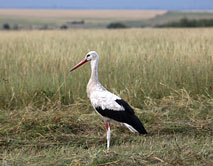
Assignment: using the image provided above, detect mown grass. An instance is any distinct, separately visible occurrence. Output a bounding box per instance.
[0,29,213,165]
[0,94,213,165]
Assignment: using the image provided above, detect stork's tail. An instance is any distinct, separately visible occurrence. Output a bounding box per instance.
[124,115,147,134]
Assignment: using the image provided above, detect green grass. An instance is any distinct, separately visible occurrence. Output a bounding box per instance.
[0,29,213,165]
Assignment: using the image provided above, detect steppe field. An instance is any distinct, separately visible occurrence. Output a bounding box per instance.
[0,28,213,165]
[0,9,166,29]
[2,9,213,29]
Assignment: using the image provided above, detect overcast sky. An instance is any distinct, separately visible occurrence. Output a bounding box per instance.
[0,0,213,10]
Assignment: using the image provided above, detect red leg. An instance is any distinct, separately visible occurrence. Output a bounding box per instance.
[105,122,110,131]
[105,123,108,131]
[108,122,110,129]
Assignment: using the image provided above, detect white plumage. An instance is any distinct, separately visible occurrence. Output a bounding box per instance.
[90,91,124,111]
[70,51,147,150]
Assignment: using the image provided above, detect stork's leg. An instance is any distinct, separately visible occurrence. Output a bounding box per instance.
[106,122,111,150]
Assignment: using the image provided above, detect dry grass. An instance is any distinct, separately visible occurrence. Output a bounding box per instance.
[0,92,212,165]
[0,28,213,165]
[0,9,166,20]
[0,28,212,108]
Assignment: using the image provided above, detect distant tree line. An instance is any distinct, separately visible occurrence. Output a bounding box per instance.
[1,23,20,30]
[1,20,87,30]
[67,20,85,25]
[159,18,213,28]
[3,18,213,30]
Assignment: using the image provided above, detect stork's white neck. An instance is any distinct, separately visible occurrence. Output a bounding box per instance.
[87,56,105,98]
[90,58,99,83]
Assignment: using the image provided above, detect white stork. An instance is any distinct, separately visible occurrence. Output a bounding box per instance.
[70,51,147,150]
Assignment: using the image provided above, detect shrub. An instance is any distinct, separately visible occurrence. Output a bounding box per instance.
[107,22,127,29]
[60,25,68,30]
[3,23,10,30]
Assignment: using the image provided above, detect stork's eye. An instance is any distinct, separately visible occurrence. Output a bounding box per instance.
[87,54,90,58]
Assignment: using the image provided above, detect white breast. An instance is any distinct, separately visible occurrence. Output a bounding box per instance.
[89,89,124,111]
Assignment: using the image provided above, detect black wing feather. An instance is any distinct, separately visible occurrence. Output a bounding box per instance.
[95,99,147,134]
[115,99,134,115]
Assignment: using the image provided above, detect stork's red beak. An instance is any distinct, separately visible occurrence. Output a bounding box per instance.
[70,58,88,72]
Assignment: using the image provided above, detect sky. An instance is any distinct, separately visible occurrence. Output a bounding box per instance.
[0,0,213,10]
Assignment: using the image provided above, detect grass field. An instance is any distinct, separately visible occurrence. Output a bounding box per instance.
[0,28,213,165]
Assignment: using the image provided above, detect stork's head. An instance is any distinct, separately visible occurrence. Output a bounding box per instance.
[85,51,99,61]
[70,51,99,72]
